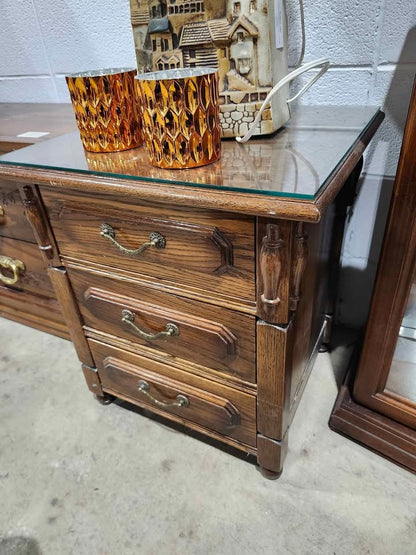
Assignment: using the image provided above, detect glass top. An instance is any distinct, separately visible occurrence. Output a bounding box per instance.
[0,106,380,200]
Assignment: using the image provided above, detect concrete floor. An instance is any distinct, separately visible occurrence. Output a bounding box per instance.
[0,317,415,555]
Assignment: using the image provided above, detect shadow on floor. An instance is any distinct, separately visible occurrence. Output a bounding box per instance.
[328,325,362,389]
[113,397,258,467]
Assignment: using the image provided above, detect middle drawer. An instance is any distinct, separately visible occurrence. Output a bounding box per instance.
[68,266,256,384]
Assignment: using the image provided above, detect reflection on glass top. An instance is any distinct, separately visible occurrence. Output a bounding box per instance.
[0,106,380,200]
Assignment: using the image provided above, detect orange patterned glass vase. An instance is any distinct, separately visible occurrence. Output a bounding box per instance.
[66,68,143,153]
[135,68,221,169]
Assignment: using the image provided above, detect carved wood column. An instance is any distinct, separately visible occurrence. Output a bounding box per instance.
[48,266,95,367]
[289,222,308,312]
[256,218,292,324]
[21,183,100,392]
[20,185,61,267]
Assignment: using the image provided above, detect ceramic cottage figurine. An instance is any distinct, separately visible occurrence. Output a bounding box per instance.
[130,0,290,137]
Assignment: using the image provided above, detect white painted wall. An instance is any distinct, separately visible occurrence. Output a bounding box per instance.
[287,0,416,327]
[1,0,415,327]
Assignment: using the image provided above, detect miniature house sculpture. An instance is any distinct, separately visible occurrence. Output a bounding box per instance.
[130,0,290,137]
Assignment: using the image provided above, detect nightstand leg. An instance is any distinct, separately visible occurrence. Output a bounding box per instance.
[257,466,283,480]
[95,393,115,405]
[257,433,288,479]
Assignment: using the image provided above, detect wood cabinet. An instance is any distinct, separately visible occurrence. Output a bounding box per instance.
[0,104,383,477]
[330,81,416,473]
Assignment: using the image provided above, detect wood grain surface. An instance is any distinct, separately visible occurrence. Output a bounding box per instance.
[0,236,55,297]
[0,103,385,476]
[67,266,256,383]
[0,283,68,339]
[48,266,94,367]
[42,187,256,309]
[90,338,257,447]
[0,180,37,243]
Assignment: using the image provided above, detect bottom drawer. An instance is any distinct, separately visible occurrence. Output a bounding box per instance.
[89,339,257,448]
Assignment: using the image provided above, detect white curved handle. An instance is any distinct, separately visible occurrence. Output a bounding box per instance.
[236,58,330,144]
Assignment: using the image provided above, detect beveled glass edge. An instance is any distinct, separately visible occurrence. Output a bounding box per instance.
[136,67,218,81]
[0,159,315,199]
[66,67,136,78]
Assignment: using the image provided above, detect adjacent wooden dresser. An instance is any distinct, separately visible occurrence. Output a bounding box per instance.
[0,104,383,477]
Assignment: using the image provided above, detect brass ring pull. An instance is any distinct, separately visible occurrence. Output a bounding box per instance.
[100,223,166,256]
[0,255,25,285]
[137,379,189,409]
[121,309,180,341]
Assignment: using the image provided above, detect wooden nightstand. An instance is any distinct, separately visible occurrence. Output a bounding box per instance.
[0,105,383,477]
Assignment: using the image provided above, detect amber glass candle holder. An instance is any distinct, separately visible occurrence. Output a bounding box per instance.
[135,68,221,169]
[66,68,143,153]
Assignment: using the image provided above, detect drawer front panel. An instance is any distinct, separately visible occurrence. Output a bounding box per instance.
[0,287,68,338]
[42,188,255,307]
[0,180,36,243]
[68,267,256,384]
[0,236,55,297]
[90,339,256,447]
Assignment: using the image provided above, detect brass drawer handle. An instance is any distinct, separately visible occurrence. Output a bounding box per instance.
[137,379,189,409]
[121,309,180,341]
[0,255,25,285]
[100,223,166,256]
[0,206,4,217]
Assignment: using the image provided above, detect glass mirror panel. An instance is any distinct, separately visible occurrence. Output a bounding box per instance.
[386,277,416,403]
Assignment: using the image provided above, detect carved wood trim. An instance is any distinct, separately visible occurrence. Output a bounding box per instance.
[21,185,61,266]
[289,222,309,312]
[210,226,234,274]
[256,219,292,324]
[48,266,95,367]
[260,223,283,311]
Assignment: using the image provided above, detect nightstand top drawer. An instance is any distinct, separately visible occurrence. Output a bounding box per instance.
[42,188,255,310]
